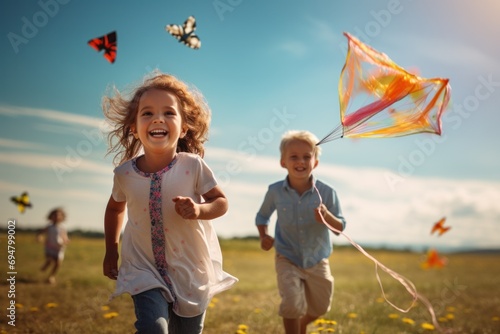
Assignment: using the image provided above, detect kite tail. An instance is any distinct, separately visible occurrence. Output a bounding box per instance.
[314,186,449,333]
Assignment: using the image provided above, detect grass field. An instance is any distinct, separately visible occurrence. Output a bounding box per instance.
[1,232,499,333]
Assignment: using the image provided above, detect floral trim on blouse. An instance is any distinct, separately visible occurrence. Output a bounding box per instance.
[132,155,179,310]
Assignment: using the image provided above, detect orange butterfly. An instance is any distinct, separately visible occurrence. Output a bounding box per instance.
[421,248,447,269]
[430,217,451,236]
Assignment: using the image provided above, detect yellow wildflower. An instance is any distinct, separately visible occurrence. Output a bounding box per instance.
[421,322,435,330]
[402,317,415,325]
[45,303,58,308]
[237,324,249,331]
[103,311,119,319]
[388,313,399,319]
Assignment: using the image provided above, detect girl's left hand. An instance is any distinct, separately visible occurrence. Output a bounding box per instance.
[173,196,200,219]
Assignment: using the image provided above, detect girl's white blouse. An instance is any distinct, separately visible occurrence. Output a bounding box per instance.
[111,152,237,317]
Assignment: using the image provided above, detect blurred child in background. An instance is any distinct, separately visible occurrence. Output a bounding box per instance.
[38,207,69,284]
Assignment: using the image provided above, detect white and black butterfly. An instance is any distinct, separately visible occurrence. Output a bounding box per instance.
[165,16,201,49]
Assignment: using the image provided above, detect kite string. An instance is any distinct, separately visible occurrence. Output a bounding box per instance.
[314,185,444,332]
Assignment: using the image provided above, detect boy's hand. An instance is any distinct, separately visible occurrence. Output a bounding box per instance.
[314,204,328,224]
[260,235,275,251]
[173,196,200,219]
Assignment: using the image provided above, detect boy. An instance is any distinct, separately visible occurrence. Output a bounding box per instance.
[255,130,346,334]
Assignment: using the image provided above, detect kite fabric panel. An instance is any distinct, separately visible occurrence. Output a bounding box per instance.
[318,32,451,144]
[87,31,117,63]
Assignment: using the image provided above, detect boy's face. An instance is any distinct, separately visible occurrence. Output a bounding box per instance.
[280,139,318,180]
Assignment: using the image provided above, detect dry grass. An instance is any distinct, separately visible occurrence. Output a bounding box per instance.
[1,233,499,333]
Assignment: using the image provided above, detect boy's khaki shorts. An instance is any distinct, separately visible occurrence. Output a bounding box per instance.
[275,253,334,319]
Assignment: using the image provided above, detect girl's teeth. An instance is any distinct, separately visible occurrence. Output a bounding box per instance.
[150,130,167,137]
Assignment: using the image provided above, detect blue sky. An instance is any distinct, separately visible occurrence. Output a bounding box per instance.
[1,0,499,251]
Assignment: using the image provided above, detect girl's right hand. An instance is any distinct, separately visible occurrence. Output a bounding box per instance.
[103,251,119,280]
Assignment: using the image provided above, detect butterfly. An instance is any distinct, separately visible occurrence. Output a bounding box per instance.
[165,16,201,49]
[11,191,32,214]
[430,217,451,236]
[87,31,117,63]
[420,248,447,269]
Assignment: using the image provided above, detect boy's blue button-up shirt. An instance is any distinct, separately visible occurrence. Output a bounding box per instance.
[256,177,346,268]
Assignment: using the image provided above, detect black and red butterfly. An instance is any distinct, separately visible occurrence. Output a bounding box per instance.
[165,16,201,49]
[88,31,117,63]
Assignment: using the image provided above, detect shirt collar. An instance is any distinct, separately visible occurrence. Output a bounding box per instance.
[283,175,317,194]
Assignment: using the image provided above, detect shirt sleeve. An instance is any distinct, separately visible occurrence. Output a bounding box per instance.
[327,189,347,231]
[255,186,275,226]
[194,156,218,196]
[111,170,126,202]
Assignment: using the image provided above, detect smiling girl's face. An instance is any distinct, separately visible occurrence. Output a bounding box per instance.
[131,89,186,156]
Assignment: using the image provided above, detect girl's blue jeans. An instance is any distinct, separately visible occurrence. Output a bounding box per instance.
[132,288,205,334]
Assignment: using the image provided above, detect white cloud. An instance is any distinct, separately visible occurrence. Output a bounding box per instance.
[0,152,111,175]
[0,105,109,129]
[2,144,498,251]
[306,16,339,45]
[0,138,50,150]
[274,40,308,58]
[209,148,500,250]
[386,33,500,72]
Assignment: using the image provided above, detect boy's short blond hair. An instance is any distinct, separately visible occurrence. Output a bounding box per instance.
[279,130,321,159]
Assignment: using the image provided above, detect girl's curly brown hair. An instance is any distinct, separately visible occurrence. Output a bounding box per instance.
[102,72,211,166]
